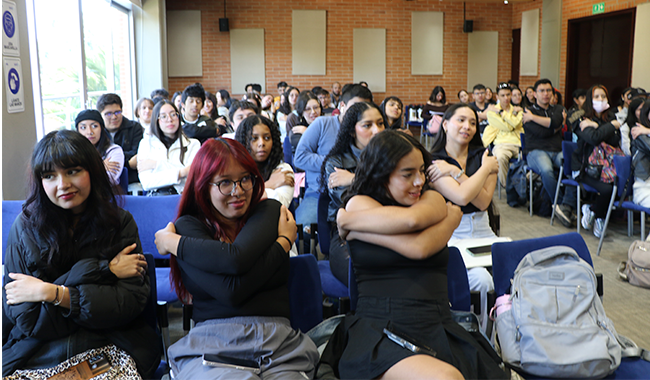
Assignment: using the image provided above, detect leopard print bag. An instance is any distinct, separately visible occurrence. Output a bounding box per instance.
[3,345,141,380]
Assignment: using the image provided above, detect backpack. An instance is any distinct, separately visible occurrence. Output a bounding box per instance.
[618,240,650,288]
[495,246,621,379]
[506,160,527,207]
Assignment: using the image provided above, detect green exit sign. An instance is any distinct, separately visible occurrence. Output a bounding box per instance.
[593,2,605,14]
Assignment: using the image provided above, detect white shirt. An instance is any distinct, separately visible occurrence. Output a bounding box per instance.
[265,162,295,208]
[136,133,200,193]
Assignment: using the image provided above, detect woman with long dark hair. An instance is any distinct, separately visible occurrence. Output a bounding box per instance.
[136,100,200,195]
[320,130,508,380]
[202,91,219,120]
[3,130,159,378]
[631,100,650,208]
[620,98,646,156]
[380,96,408,133]
[319,102,385,283]
[75,109,124,185]
[154,138,318,378]
[423,86,449,135]
[235,115,295,208]
[573,84,622,238]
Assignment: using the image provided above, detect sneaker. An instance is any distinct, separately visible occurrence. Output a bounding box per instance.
[581,204,595,230]
[555,204,573,228]
[593,218,606,238]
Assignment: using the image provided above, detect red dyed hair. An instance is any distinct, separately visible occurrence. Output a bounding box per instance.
[169,138,264,303]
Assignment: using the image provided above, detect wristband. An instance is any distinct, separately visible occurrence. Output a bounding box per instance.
[453,169,464,180]
[278,235,293,247]
[52,285,66,306]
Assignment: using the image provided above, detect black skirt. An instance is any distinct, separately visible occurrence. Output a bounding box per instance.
[320,296,509,380]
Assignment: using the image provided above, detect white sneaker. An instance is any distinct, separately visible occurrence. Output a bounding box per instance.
[581,204,595,230]
[593,218,606,238]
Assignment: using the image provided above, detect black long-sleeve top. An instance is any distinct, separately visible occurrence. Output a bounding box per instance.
[571,115,620,172]
[174,199,291,323]
[523,103,564,153]
[181,115,222,144]
[113,117,144,183]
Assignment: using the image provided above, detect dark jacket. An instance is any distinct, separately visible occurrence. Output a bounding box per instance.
[323,144,362,222]
[182,115,222,144]
[2,209,160,378]
[112,117,144,183]
[571,115,620,172]
[523,103,564,153]
[631,135,650,181]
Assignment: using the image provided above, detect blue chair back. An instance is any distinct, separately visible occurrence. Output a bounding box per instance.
[613,155,633,198]
[317,192,331,255]
[447,247,471,312]
[119,166,129,194]
[283,135,293,169]
[121,195,181,258]
[348,247,471,312]
[520,133,527,161]
[2,201,24,262]
[288,255,323,332]
[491,232,592,297]
[561,141,578,177]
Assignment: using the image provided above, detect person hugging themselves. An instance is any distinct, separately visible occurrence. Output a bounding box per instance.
[427,103,499,332]
[621,98,647,156]
[469,84,490,134]
[137,100,201,195]
[572,85,623,238]
[320,130,508,380]
[153,138,319,378]
[75,109,124,186]
[481,83,524,189]
[3,130,159,378]
[631,100,650,208]
[180,83,220,144]
[235,115,295,209]
[320,102,385,284]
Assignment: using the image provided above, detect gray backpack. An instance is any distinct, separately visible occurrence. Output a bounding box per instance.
[495,246,621,378]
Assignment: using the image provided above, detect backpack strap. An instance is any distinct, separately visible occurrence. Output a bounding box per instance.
[617,334,650,362]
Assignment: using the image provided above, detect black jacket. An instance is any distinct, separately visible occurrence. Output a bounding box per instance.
[571,115,620,172]
[113,117,144,183]
[2,209,160,377]
[523,103,564,153]
[632,135,650,181]
[182,115,223,144]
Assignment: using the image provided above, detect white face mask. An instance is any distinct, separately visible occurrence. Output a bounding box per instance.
[592,100,609,114]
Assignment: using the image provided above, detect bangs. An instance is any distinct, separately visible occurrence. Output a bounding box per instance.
[33,140,85,176]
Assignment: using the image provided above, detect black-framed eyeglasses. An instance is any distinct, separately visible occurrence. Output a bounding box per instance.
[103,110,122,118]
[497,82,511,90]
[210,175,255,195]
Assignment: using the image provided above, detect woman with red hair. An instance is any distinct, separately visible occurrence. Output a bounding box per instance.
[154,138,318,379]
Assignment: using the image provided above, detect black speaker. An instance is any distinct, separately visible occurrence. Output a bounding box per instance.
[219,18,229,32]
[463,20,473,33]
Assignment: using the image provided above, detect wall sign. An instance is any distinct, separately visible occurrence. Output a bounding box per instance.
[593,2,605,14]
[2,0,19,56]
[4,57,24,112]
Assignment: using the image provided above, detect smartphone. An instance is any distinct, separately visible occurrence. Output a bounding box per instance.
[202,354,261,374]
[383,327,437,357]
[48,354,111,380]
[466,245,492,257]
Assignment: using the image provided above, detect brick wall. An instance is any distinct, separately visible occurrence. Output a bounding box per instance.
[166,0,514,105]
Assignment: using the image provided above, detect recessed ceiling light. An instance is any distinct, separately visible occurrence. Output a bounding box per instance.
[504,0,509,3]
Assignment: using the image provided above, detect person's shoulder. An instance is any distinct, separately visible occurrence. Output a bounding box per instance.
[122,117,141,130]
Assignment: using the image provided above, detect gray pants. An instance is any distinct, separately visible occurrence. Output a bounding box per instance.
[169,316,319,380]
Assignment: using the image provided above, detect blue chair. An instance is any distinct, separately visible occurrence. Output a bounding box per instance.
[283,135,293,169]
[288,254,324,332]
[2,200,23,262]
[143,253,169,379]
[316,192,349,314]
[595,156,633,256]
[119,166,129,194]
[550,141,599,233]
[348,246,472,313]
[491,233,650,379]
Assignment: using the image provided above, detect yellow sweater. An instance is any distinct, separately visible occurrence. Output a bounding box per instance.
[482,104,524,147]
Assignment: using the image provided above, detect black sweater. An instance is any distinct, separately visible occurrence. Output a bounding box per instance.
[571,115,620,172]
[174,199,291,323]
[523,103,564,153]
[181,115,222,144]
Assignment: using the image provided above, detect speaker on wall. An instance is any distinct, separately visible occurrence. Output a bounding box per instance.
[463,20,474,33]
[219,18,229,32]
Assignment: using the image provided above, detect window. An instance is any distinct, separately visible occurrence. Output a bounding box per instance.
[30,0,135,136]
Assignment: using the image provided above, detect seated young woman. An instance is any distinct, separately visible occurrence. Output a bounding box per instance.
[620,97,646,156]
[134,97,154,134]
[380,96,412,136]
[320,130,508,380]
[320,102,385,283]
[628,100,650,208]
[427,103,499,332]
[74,109,124,186]
[235,114,295,208]
[137,99,201,195]
[3,130,159,378]
[153,138,318,379]
[422,86,449,135]
[285,91,322,154]
[572,85,622,238]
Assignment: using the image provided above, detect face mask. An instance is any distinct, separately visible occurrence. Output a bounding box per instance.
[592,100,609,114]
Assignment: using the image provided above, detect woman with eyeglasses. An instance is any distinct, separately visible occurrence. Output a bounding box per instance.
[136,100,200,195]
[154,138,319,379]
[286,91,322,155]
